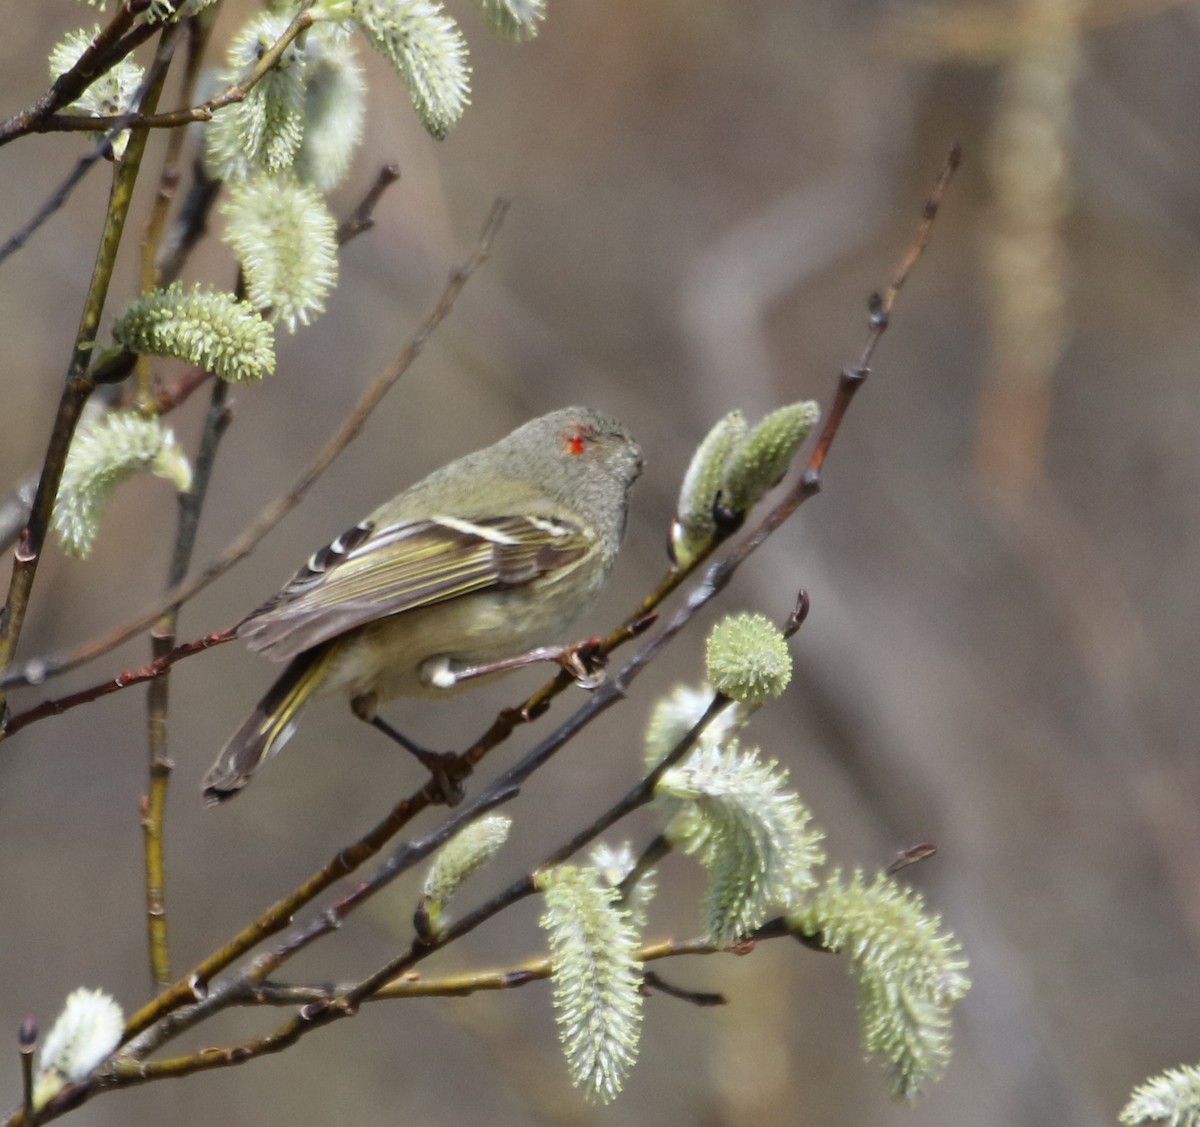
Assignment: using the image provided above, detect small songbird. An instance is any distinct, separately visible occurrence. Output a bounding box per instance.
[202,407,643,805]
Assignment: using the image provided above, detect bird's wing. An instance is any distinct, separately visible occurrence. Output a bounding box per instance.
[238,513,593,660]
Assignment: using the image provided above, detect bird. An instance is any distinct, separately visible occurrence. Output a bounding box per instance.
[202,406,643,805]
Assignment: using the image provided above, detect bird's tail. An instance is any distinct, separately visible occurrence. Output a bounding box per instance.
[202,646,333,806]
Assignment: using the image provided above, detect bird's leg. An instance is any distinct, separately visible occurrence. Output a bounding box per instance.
[419,637,607,692]
[350,695,465,806]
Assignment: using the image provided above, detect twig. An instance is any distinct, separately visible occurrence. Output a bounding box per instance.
[35,5,318,141]
[104,926,796,1095]
[0,140,112,267]
[226,935,741,1008]
[18,1015,37,1125]
[135,13,212,408]
[336,165,401,245]
[617,833,673,902]
[0,4,315,147]
[0,6,144,147]
[0,20,186,269]
[151,160,221,292]
[0,4,308,266]
[642,972,727,1007]
[143,380,234,989]
[0,197,511,698]
[1,630,236,740]
[884,841,939,876]
[138,23,225,983]
[0,48,173,723]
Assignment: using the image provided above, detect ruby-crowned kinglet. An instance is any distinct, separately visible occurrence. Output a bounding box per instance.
[202,407,643,805]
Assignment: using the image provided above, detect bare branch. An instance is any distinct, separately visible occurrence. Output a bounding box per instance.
[0,46,175,722]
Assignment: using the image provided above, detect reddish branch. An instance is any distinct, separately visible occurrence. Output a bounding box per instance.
[1,631,235,739]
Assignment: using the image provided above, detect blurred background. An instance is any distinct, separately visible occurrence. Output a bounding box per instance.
[2,1,1199,1124]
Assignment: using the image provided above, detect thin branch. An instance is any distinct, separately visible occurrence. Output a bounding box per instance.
[617,833,673,902]
[884,840,939,876]
[0,46,174,723]
[143,380,234,990]
[641,972,727,1007]
[35,5,319,140]
[0,4,311,265]
[1,630,236,740]
[18,1015,36,1126]
[0,3,315,148]
[139,19,225,985]
[228,935,742,1008]
[0,6,144,147]
[0,138,112,267]
[0,197,511,697]
[151,159,221,292]
[336,165,402,245]
[0,20,186,268]
[101,927,795,1096]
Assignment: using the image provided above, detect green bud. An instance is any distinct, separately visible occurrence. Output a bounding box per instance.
[34,988,123,1109]
[205,13,308,181]
[53,413,192,559]
[789,870,970,1100]
[536,864,643,1104]
[49,27,144,159]
[657,741,824,943]
[670,409,745,569]
[339,0,471,139]
[222,175,339,332]
[292,25,367,191]
[1122,1064,1200,1127]
[112,283,276,383]
[477,0,546,41]
[722,401,820,515]
[705,612,792,705]
[643,683,748,772]
[419,813,511,936]
[591,841,657,929]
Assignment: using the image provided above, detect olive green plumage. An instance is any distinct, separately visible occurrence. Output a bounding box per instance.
[203,407,643,805]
